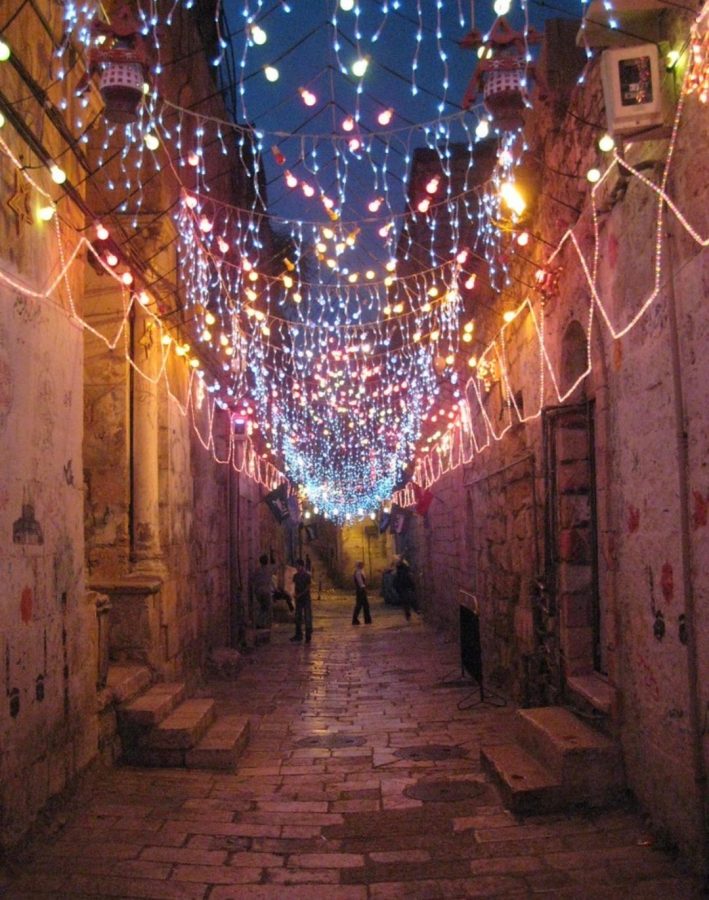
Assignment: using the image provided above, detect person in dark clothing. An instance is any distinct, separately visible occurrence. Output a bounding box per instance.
[352,561,372,625]
[252,553,276,628]
[381,560,400,605]
[393,557,416,621]
[291,559,313,642]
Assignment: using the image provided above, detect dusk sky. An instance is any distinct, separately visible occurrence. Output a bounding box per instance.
[218,0,583,251]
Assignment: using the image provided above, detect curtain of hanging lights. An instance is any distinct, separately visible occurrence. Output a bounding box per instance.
[55,0,570,522]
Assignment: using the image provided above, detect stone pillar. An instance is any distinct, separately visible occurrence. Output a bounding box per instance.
[131,306,164,574]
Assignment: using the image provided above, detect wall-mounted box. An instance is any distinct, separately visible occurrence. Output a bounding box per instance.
[601,43,664,134]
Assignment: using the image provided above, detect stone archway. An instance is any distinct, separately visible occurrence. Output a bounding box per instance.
[560,319,588,403]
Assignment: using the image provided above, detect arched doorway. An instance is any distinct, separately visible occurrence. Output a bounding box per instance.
[543,321,605,684]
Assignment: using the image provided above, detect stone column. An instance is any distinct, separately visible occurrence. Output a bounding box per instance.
[131,305,164,574]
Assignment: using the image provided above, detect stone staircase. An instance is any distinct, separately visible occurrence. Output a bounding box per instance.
[104,665,249,771]
[481,706,625,814]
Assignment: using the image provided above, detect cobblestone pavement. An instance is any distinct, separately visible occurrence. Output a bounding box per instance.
[0,589,700,898]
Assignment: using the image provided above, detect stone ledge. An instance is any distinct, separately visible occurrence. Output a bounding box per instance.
[89,575,163,595]
[566,672,614,716]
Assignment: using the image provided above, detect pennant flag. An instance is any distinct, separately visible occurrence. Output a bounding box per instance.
[390,504,408,535]
[412,483,434,516]
[287,493,301,524]
[264,482,289,523]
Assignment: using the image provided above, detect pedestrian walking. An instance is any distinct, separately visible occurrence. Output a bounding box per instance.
[352,561,372,625]
[291,558,313,643]
[393,556,417,620]
[381,559,400,605]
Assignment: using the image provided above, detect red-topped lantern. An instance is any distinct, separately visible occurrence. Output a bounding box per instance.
[460,18,544,131]
[77,5,152,123]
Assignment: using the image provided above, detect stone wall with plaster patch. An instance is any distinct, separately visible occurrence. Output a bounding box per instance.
[401,13,708,864]
[0,1,96,847]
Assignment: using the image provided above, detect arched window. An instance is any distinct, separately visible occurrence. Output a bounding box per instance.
[561,320,588,401]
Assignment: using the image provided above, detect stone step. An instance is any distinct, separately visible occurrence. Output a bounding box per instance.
[118,682,187,730]
[481,743,562,814]
[105,664,152,704]
[186,715,251,771]
[147,698,216,751]
[515,706,624,805]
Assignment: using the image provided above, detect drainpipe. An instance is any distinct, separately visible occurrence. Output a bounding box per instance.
[665,215,707,878]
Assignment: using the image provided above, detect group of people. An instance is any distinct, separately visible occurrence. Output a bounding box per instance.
[352,556,417,624]
[252,552,417,646]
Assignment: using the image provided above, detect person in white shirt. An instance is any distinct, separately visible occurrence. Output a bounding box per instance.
[352,561,372,625]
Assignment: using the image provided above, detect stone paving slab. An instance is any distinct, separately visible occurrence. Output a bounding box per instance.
[0,590,701,899]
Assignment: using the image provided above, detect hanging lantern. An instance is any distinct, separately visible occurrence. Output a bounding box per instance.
[77,5,152,124]
[460,18,544,131]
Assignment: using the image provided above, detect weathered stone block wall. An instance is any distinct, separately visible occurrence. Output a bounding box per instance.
[0,2,97,848]
[339,521,394,589]
[157,359,231,676]
[404,11,708,863]
[83,272,130,579]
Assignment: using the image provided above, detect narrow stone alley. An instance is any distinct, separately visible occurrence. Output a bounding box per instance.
[0,586,699,899]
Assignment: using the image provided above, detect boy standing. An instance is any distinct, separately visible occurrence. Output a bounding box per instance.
[352,561,372,625]
[291,559,313,643]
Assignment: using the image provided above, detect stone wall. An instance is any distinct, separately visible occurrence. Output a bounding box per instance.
[0,2,97,847]
[0,0,276,849]
[401,12,708,864]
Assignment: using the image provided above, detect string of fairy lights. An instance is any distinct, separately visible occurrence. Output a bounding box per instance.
[1,0,706,521]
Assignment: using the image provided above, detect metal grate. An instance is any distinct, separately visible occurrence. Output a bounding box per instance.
[393,744,468,762]
[404,778,493,803]
[294,733,366,749]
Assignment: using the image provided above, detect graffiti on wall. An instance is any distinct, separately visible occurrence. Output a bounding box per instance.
[12,490,43,545]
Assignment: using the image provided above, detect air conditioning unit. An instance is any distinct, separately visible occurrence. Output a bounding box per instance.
[601,43,664,135]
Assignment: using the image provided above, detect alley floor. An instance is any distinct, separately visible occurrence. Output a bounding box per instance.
[0,587,701,899]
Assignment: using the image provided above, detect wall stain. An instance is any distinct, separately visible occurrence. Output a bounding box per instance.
[20,586,32,623]
[660,562,674,605]
[692,490,707,529]
[627,504,640,534]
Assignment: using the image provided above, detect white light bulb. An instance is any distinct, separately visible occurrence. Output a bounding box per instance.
[351,57,369,78]
[50,164,66,185]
